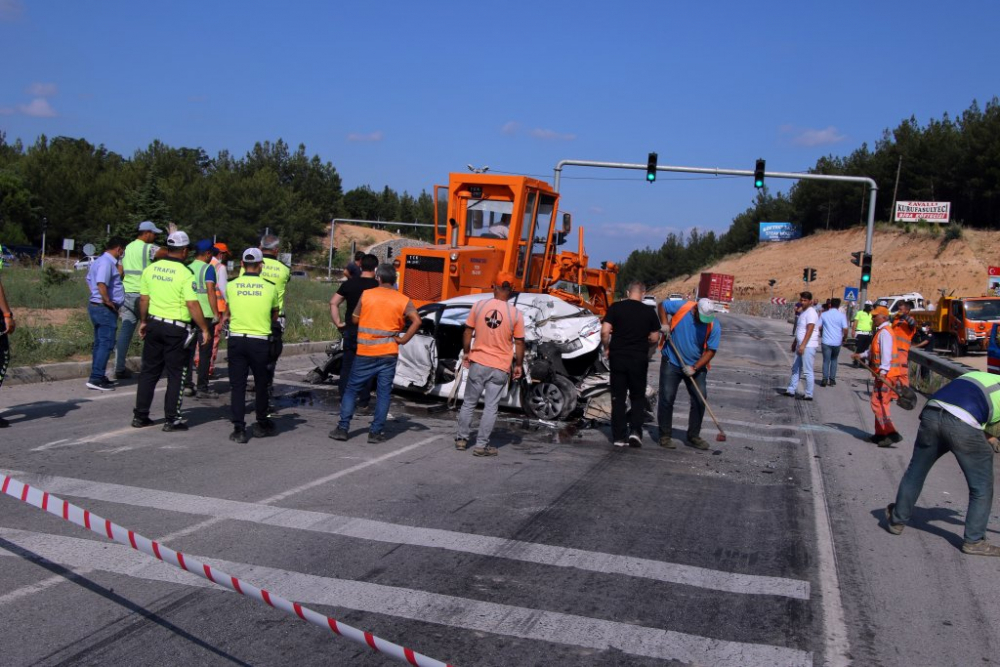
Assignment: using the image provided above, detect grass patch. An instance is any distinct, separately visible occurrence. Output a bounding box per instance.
[3,266,91,309]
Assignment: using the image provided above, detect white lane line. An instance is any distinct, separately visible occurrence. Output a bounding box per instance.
[670,419,801,444]
[0,528,813,667]
[29,425,136,452]
[34,438,69,451]
[0,435,443,604]
[707,384,760,394]
[772,339,850,666]
[3,470,809,600]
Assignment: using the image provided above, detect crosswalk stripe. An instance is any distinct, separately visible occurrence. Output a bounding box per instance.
[0,527,812,667]
[2,469,810,600]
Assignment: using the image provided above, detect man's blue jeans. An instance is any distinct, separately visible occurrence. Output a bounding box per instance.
[891,406,995,543]
[338,355,397,434]
[88,303,119,384]
[657,360,708,441]
[821,343,842,381]
[786,347,816,397]
[115,293,141,373]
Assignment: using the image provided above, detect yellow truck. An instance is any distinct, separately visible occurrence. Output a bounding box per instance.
[911,295,1000,356]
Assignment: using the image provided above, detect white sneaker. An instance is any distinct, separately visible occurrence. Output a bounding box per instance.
[613,440,628,447]
[86,380,116,392]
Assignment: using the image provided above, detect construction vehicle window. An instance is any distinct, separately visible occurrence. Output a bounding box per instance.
[965,300,1000,321]
[528,195,556,288]
[516,192,538,279]
[466,200,514,239]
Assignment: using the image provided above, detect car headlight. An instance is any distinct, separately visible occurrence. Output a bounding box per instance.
[556,339,583,353]
[967,328,978,340]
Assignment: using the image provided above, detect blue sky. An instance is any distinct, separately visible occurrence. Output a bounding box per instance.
[1,0,997,263]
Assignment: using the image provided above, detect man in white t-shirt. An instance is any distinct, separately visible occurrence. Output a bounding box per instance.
[786,290,820,400]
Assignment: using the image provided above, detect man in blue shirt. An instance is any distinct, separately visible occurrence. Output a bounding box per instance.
[658,297,722,450]
[819,298,849,387]
[85,237,127,391]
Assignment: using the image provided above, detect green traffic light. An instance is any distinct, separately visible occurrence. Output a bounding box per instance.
[861,274,871,283]
[754,178,764,188]
[647,172,656,182]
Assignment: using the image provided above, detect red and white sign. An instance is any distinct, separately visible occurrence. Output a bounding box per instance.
[770,297,787,305]
[894,201,951,223]
[989,266,1000,277]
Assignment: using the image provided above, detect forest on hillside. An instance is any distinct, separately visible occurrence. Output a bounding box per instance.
[618,97,1000,289]
[0,136,434,256]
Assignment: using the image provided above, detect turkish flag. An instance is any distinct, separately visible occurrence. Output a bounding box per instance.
[989,266,1000,276]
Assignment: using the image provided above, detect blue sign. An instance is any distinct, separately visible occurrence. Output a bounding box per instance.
[758,222,802,242]
[844,287,859,302]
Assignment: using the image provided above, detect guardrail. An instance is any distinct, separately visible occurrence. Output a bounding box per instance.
[907,348,976,382]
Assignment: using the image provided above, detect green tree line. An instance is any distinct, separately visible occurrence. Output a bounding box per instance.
[619,97,1000,289]
[0,135,435,256]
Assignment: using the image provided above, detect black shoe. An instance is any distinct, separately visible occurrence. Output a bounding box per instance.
[888,431,904,444]
[255,419,277,437]
[86,379,116,392]
[131,416,154,428]
[628,434,642,448]
[162,419,188,432]
[329,428,349,441]
[0,417,9,428]
[368,431,387,444]
[113,368,133,380]
[819,379,828,387]
[797,395,814,401]
[182,386,196,397]
[195,388,221,399]
[829,379,837,386]
[229,427,250,444]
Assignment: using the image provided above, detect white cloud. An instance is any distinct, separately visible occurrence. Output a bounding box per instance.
[17,98,57,118]
[0,0,24,21]
[589,205,605,215]
[501,121,520,135]
[347,131,384,143]
[592,222,676,239]
[530,128,577,141]
[26,82,57,97]
[783,125,846,147]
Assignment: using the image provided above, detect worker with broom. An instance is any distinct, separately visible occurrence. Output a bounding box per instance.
[853,305,906,447]
[657,297,722,450]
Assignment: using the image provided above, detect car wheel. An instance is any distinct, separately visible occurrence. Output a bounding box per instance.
[523,375,578,421]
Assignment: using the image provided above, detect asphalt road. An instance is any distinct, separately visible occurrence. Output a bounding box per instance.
[0,315,997,666]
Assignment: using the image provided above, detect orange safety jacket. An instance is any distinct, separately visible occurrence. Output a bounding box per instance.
[892,315,916,365]
[871,323,905,380]
[210,257,227,311]
[356,287,411,357]
[668,301,714,368]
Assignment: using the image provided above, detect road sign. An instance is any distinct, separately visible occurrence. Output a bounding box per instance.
[82,243,96,257]
[844,287,859,302]
[62,239,75,251]
[770,297,787,305]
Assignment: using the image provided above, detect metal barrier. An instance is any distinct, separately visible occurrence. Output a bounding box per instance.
[907,348,976,382]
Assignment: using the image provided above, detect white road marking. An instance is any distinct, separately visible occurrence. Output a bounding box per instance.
[0,528,813,667]
[95,446,135,454]
[34,438,69,451]
[29,426,136,452]
[3,470,810,600]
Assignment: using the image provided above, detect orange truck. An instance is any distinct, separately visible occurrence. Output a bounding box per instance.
[911,294,1000,356]
[394,173,617,315]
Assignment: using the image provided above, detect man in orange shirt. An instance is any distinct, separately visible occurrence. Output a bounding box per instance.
[329,264,421,443]
[455,271,525,457]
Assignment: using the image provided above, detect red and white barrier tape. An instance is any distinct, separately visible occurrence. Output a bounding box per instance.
[1,474,453,667]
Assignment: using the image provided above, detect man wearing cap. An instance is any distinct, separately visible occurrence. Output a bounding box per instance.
[657,296,721,450]
[786,291,820,400]
[199,242,230,378]
[853,305,903,447]
[85,237,127,392]
[259,234,290,407]
[851,300,875,368]
[226,248,280,443]
[184,240,222,398]
[132,231,210,432]
[0,247,14,427]
[115,221,169,380]
[455,271,526,457]
[330,263,421,443]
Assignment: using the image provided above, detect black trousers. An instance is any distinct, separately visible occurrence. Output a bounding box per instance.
[229,336,271,427]
[134,319,189,421]
[265,320,284,399]
[610,354,649,442]
[0,330,10,393]
[185,321,215,390]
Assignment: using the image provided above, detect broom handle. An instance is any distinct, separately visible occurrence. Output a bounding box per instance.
[667,336,726,437]
[861,362,904,393]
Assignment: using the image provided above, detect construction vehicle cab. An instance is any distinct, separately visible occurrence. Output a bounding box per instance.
[397,173,616,315]
[912,294,1000,356]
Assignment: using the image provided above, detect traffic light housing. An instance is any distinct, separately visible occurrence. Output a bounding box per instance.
[861,253,872,284]
[646,152,658,183]
[809,268,817,282]
[754,158,765,189]
[851,251,862,267]
[768,279,776,287]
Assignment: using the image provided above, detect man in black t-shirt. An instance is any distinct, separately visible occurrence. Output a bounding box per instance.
[330,253,379,405]
[601,281,662,448]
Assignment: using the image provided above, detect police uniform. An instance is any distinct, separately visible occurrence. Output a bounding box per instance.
[227,256,279,438]
[260,254,290,400]
[0,250,12,427]
[116,223,163,376]
[133,240,198,429]
[186,252,217,395]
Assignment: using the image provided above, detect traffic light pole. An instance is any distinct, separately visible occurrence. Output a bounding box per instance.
[552,159,879,303]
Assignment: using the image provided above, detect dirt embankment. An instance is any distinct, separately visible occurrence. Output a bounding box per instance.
[650,227,1000,303]
[320,223,403,252]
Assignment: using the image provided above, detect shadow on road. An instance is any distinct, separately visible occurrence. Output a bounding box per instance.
[1,399,87,424]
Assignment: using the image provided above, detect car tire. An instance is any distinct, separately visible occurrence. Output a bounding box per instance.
[522,375,578,421]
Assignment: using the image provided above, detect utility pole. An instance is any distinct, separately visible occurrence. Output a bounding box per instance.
[40,216,47,269]
[890,155,903,223]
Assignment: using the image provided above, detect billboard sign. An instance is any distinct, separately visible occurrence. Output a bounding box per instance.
[988,267,1000,296]
[758,222,801,242]
[894,201,951,223]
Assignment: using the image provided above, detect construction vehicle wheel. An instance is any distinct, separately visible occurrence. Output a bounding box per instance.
[523,375,578,421]
[950,338,966,357]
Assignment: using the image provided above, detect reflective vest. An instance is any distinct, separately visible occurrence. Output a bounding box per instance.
[227,275,277,336]
[189,259,215,320]
[260,257,290,315]
[892,315,916,365]
[931,371,1000,429]
[139,258,196,322]
[122,239,157,293]
[870,323,904,380]
[854,310,873,333]
[669,301,714,368]
[357,287,410,357]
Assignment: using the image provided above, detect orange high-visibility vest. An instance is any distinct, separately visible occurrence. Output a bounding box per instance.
[892,316,916,363]
[356,287,411,357]
[871,323,905,380]
[210,257,227,311]
[667,301,714,367]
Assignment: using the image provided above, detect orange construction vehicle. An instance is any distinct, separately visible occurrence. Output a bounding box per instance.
[395,173,617,315]
[911,293,1000,356]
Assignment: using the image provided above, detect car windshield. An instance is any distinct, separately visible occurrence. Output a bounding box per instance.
[465,200,514,239]
[964,300,1000,321]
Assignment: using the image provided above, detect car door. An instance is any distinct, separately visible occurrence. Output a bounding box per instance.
[393,305,441,391]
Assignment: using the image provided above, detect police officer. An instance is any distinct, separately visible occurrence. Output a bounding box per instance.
[184,240,223,398]
[0,247,14,428]
[226,248,279,443]
[132,231,210,431]
[259,234,290,406]
[115,221,168,380]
